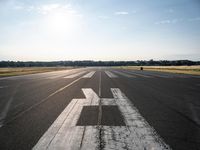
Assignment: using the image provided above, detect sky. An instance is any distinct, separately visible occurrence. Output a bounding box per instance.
[0,0,200,61]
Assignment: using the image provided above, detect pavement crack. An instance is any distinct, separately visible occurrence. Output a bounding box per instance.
[79,126,86,149]
[98,125,105,150]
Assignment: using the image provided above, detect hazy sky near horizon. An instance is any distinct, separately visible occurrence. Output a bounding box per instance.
[0,0,200,61]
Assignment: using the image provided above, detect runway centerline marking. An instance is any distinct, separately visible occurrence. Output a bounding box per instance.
[98,71,102,97]
[105,71,118,78]
[33,88,170,150]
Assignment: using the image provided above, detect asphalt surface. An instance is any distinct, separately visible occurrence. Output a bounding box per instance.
[0,67,200,150]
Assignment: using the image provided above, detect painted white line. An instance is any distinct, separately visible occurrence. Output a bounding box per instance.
[33,89,99,150]
[47,75,64,79]
[124,70,172,78]
[14,102,24,109]
[0,85,19,127]
[105,71,118,78]
[143,72,172,78]
[64,71,86,79]
[193,76,200,78]
[99,71,101,97]
[82,71,95,78]
[47,70,84,79]
[155,75,172,78]
[124,70,153,78]
[34,88,170,150]
[98,71,102,126]
[113,70,134,78]
[5,76,83,126]
[108,88,170,149]
[190,104,200,126]
[0,86,8,89]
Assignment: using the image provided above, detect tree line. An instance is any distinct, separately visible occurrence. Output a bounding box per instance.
[0,60,199,67]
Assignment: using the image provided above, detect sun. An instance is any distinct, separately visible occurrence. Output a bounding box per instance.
[46,12,74,33]
[41,4,83,36]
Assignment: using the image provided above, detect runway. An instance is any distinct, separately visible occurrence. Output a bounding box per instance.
[0,67,200,150]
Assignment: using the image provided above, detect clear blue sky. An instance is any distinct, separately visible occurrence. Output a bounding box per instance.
[0,0,200,61]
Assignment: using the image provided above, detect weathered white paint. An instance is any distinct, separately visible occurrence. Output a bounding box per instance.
[5,75,84,126]
[152,74,172,78]
[142,72,172,78]
[124,70,173,78]
[99,71,102,97]
[0,86,8,89]
[113,70,134,78]
[47,75,65,79]
[82,71,96,78]
[0,85,19,127]
[33,88,170,150]
[123,70,153,78]
[33,89,99,150]
[47,71,80,79]
[106,88,170,150]
[64,71,87,78]
[105,71,118,78]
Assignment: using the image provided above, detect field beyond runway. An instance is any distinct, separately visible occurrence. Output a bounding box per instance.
[0,67,75,77]
[118,65,200,75]
[0,67,200,150]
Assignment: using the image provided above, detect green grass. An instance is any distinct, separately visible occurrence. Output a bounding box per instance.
[116,66,200,75]
[0,67,75,77]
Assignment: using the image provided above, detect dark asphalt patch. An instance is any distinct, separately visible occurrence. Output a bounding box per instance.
[101,105,125,126]
[77,106,125,126]
[76,106,99,126]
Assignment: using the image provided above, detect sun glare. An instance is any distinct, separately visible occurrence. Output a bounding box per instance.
[41,4,80,34]
[46,12,74,33]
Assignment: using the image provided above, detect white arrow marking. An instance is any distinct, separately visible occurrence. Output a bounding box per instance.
[33,88,170,150]
[33,89,99,150]
[105,71,118,78]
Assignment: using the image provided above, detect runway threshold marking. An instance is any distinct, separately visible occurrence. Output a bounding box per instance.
[64,71,87,78]
[33,88,170,150]
[48,75,65,79]
[123,70,153,78]
[105,71,118,78]
[113,70,134,78]
[124,70,173,78]
[142,72,173,78]
[82,71,96,78]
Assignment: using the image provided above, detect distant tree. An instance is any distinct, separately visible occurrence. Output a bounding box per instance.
[0,60,199,67]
